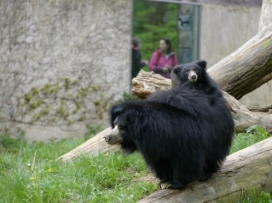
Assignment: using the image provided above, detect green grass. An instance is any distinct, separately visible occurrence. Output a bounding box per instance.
[0,125,271,203]
[0,129,156,203]
[239,189,272,203]
[230,125,270,154]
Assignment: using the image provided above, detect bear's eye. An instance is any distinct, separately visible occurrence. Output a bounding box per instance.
[185,69,189,74]
[193,68,198,72]
[118,125,125,131]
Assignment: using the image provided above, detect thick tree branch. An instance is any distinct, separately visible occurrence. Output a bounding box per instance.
[259,0,272,31]
[248,72,272,93]
[208,23,272,99]
[249,105,272,112]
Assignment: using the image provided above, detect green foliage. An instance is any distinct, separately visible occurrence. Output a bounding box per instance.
[0,134,156,203]
[19,77,108,125]
[230,125,269,154]
[239,189,271,203]
[29,99,43,109]
[56,104,65,116]
[133,1,179,63]
[38,106,50,116]
[31,88,40,95]
[122,92,139,101]
[94,100,101,106]
[56,101,69,119]
[31,106,51,122]
[31,114,41,122]
[50,117,56,123]
[41,84,59,94]
[92,85,100,91]
[73,100,82,114]
[0,133,24,149]
[64,78,71,89]
[41,84,51,94]
[76,87,89,98]
[24,93,32,103]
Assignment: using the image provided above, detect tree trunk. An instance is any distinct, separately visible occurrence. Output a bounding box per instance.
[57,127,119,162]
[138,137,272,203]
[207,22,272,99]
[249,105,272,112]
[259,0,272,31]
[256,0,272,102]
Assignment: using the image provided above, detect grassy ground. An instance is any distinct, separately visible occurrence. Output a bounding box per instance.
[0,125,271,203]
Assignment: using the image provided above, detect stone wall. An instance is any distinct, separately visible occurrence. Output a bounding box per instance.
[0,0,132,141]
[200,3,272,107]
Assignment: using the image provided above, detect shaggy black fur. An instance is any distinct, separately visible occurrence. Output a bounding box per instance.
[109,87,234,190]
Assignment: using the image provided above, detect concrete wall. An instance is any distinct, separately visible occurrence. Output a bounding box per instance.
[200,3,272,107]
[200,4,261,66]
[0,0,132,141]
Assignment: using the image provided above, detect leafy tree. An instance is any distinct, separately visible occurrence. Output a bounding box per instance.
[133,0,179,71]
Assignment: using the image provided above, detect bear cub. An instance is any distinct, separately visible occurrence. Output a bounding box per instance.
[171,60,222,105]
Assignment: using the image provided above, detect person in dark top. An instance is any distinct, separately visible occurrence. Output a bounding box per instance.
[131,37,148,79]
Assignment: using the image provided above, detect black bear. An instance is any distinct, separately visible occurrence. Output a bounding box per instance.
[104,85,234,190]
[171,60,222,105]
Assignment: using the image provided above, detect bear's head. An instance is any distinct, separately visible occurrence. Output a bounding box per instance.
[104,114,137,154]
[171,60,207,87]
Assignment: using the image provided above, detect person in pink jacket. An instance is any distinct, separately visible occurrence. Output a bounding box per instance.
[149,38,179,78]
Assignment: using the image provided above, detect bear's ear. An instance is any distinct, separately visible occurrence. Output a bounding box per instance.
[196,60,207,69]
[110,105,125,128]
[172,65,181,74]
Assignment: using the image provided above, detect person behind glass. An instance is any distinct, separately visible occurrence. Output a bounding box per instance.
[149,38,179,79]
[131,37,148,79]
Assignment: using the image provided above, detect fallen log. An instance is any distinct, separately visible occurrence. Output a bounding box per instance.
[58,127,119,162]
[248,105,272,112]
[138,137,272,203]
[207,22,272,99]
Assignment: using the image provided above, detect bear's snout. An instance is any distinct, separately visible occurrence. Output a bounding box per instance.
[104,125,123,145]
[188,71,198,82]
[104,134,110,143]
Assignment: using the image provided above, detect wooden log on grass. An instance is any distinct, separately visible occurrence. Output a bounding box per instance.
[58,127,119,162]
[138,137,272,203]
